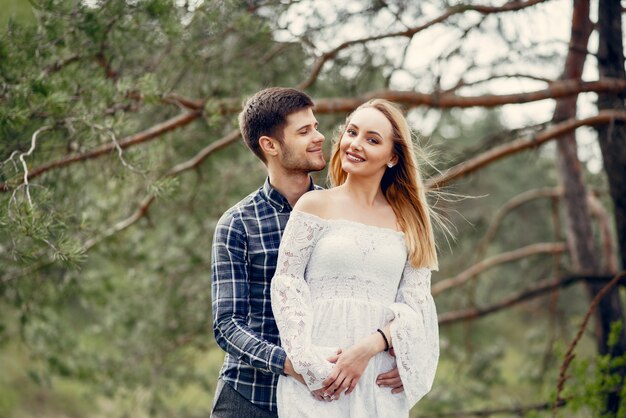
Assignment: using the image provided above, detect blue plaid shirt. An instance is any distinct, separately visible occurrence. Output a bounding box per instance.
[211,177,321,412]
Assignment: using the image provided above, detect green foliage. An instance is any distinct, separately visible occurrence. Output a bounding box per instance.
[562,321,626,417]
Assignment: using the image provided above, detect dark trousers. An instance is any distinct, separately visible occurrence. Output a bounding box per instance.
[211,379,278,418]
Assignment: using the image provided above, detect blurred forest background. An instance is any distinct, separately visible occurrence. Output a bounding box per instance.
[1,0,626,417]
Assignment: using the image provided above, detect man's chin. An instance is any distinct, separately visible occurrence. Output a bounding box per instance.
[310,161,327,172]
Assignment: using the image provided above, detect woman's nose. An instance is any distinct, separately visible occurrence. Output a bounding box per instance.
[350,137,363,150]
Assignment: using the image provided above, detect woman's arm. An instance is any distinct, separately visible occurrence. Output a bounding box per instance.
[271,209,337,391]
[388,263,439,406]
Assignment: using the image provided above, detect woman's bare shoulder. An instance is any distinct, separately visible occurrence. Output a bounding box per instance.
[293,189,336,217]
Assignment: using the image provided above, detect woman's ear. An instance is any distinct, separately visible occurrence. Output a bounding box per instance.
[389,154,399,167]
[259,135,280,158]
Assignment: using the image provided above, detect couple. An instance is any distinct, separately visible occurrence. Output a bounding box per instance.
[211,87,439,417]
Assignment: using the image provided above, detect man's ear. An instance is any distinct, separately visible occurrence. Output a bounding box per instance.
[259,135,280,158]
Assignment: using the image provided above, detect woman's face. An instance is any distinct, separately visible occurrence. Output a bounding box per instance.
[339,107,397,178]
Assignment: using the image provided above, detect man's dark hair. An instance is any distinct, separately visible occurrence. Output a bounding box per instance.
[238,87,314,163]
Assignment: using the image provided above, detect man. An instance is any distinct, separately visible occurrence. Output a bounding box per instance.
[211,87,403,417]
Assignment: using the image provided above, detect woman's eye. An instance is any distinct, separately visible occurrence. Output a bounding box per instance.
[347,129,356,136]
[367,138,379,144]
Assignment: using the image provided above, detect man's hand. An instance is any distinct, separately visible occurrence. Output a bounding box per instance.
[284,357,305,385]
[376,367,404,394]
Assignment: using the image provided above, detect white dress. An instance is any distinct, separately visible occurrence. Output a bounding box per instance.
[271,210,439,418]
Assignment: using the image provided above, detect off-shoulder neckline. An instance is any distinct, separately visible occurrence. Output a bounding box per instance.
[291,209,405,236]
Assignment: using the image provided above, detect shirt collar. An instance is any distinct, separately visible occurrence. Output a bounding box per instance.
[262,176,316,212]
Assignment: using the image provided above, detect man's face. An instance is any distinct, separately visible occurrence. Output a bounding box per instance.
[276,107,326,173]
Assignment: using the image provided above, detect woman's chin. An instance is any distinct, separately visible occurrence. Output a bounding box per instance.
[341,159,363,173]
[340,164,358,174]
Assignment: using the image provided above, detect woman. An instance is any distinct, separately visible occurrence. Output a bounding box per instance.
[271,99,439,417]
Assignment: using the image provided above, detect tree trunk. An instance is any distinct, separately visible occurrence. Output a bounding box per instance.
[595,0,626,410]
[554,0,626,413]
[597,0,626,270]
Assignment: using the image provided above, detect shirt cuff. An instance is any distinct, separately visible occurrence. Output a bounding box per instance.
[268,345,287,375]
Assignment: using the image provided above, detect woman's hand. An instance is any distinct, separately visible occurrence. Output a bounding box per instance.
[310,349,342,402]
[321,333,385,400]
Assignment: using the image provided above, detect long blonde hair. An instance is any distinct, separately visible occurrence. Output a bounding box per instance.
[328,99,438,270]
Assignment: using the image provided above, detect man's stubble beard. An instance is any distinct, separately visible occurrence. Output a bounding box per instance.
[280,147,326,174]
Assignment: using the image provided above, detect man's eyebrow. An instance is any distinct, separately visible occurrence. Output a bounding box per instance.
[296,121,318,131]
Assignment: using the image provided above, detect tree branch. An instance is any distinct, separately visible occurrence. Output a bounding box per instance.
[82,128,241,251]
[296,0,550,90]
[162,77,626,114]
[438,274,618,326]
[17,126,51,208]
[554,271,626,412]
[587,193,619,274]
[420,398,569,418]
[0,110,202,192]
[433,242,567,295]
[474,188,563,261]
[444,73,554,93]
[43,54,81,75]
[312,79,626,112]
[3,79,625,193]
[425,110,626,189]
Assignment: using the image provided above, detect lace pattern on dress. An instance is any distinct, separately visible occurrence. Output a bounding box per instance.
[271,210,335,390]
[389,263,439,407]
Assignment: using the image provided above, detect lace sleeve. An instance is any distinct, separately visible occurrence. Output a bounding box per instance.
[270,210,334,391]
[388,262,439,407]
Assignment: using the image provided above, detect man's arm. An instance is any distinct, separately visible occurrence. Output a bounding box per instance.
[211,213,286,375]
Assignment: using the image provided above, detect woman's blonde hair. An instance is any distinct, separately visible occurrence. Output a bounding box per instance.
[328,99,438,270]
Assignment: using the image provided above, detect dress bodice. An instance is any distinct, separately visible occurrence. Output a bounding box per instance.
[305,218,407,305]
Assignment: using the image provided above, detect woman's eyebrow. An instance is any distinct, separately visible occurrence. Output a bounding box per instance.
[350,123,382,137]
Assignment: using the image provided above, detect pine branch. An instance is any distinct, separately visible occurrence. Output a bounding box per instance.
[553,270,626,414]
[438,274,619,326]
[82,128,241,251]
[0,110,201,192]
[433,242,567,295]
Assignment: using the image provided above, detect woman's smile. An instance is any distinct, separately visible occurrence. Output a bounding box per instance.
[346,152,365,163]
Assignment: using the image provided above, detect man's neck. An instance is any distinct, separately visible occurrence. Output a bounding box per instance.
[267,166,312,208]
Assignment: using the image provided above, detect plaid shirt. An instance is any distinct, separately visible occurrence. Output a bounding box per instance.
[211,177,321,412]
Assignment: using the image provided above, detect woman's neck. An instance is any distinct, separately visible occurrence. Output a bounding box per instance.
[342,175,386,208]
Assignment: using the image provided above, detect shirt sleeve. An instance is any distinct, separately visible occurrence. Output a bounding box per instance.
[270,210,336,391]
[211,211,286,375]
[388,262,439,407]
